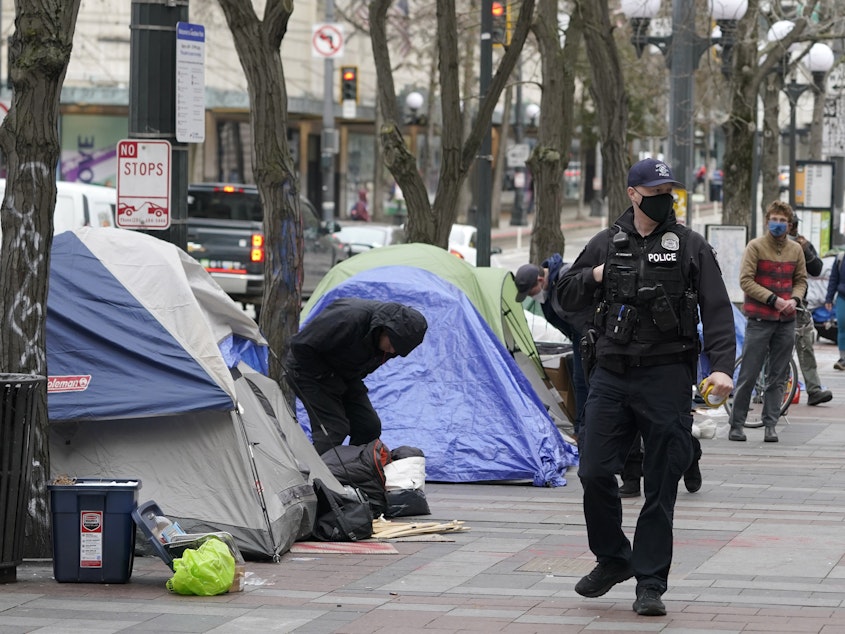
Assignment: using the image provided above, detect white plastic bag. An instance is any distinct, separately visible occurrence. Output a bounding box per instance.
[384,457,426,491]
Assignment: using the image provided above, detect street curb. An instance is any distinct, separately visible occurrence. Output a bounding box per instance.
[492,216,604,240]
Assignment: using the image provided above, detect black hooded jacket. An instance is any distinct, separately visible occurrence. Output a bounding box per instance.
[286,298,428,383]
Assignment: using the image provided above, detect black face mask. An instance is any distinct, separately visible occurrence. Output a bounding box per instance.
[637,193,674,224]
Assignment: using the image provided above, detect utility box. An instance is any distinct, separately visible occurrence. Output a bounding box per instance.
[47,479,141,583]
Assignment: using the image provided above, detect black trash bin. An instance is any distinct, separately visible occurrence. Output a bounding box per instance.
[0,373,46,584]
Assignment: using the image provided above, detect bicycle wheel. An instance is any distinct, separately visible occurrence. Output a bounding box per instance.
[723,355,797,428]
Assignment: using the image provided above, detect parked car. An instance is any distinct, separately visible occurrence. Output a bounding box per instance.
[0,179,116,237]
[186,184,342,315]
[448,223,502,266]
[332,222,406,257]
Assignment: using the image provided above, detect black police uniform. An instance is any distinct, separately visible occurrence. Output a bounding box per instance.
[556,206,735,594]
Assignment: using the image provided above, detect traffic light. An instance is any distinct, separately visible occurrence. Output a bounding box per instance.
[340,66,358,102]
[491,1,510,46]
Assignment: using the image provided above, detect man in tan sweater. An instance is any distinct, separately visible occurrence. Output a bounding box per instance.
[729,200,807,442]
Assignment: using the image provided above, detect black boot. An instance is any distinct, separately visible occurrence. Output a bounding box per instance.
[764,426,778,442]
[729,426,746,441]
[618,478,641,498]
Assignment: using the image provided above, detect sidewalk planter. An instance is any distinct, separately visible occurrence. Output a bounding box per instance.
[47,478,141,583]
[0,373,46,584]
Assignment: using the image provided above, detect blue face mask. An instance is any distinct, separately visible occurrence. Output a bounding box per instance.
[768,221,788,237]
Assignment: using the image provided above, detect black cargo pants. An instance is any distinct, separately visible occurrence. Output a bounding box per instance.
[578,360,696,593]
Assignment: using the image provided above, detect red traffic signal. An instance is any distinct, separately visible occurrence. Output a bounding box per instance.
[491,2,510,46]
[340,66,358,102]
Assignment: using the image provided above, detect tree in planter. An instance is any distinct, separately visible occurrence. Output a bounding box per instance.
[213,0,302,385]
[0,0,83,557]
[368,0,536,248]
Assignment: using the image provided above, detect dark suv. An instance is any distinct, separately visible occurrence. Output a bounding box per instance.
[186,183,342,313]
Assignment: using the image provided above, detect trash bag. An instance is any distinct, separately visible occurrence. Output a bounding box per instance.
[166,536,235,596]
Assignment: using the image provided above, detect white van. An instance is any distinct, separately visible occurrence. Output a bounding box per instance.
[0,179,116,234]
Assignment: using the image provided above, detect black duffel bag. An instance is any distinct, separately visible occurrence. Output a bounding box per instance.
[311,479,373,542]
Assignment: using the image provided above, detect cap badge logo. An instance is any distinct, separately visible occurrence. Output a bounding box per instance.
[655,163,671,178]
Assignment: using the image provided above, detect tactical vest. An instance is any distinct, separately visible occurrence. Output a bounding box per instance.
[596,224,698,352]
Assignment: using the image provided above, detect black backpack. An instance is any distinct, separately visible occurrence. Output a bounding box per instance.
[320,439,391,517]
[311,479,373,542]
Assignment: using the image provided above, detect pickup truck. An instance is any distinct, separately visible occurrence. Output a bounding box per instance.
[186,183,343,317]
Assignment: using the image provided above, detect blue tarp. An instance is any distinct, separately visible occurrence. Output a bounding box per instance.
[299,266,578,487]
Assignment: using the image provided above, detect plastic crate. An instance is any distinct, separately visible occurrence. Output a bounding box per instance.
[47,478,141,583]
[132,500,245,592]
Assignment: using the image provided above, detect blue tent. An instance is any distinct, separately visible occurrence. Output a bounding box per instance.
[47,228,268,421]
[300,265,578,487]
[46,228,343,559]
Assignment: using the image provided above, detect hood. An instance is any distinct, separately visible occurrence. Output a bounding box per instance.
[372,302,428,356]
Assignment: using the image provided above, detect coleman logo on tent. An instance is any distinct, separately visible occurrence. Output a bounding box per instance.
[48,375,92,392]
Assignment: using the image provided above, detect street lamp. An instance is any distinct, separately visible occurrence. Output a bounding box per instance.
[405,91,425,158]
[767,24,834,209]
[621,0,747,217]
[525,103,540,128]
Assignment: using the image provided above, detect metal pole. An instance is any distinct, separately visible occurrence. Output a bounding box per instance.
[321,0,336,223]
[476,0,493,266]
[129,0,189,249]
[510,62,525,226]
[789,91,798,210]
[669,0,695,214]
[784,82,809,210]
[750,131,760,239]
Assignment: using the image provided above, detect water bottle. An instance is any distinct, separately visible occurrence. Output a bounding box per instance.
[152,515,185,543]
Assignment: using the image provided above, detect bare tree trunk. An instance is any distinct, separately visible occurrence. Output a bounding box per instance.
[722,0,807,227]
[527,0,573,263]
[370,0,535,248]
[215,0,301,386]
[761,73,781,213]
[457,7,476,225]
[491,84,512,227]
[575,0,628,219]
[0,0,82,558]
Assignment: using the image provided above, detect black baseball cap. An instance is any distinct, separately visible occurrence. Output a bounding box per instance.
[514,264,541,302]
[627,158,684,189]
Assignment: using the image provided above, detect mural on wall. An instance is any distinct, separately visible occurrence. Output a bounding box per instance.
[60,114,128,185]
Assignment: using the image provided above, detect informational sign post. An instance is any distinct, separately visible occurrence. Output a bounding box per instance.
[116,139,171,229]
[175,22,205,143]
[795,161,835,210]
[706,224,748,303]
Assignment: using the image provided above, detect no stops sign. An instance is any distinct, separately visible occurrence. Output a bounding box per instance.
[116,139,171,229]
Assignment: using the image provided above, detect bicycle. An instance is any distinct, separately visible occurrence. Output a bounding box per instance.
[722,352,799,428]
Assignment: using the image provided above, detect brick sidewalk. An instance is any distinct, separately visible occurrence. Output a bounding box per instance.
[3,350,845,633]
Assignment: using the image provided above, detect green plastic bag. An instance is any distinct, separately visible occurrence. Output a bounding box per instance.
[166,537,235,596]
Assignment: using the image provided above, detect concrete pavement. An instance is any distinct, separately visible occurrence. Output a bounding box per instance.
[5,202,845,633]
[3,343,845,633]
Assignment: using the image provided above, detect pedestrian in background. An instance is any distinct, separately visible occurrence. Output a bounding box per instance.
[514,257,590,436]
[788,218,832,405]
[729,200,807,443]
[824,251,845,371]
[556,158,735,617]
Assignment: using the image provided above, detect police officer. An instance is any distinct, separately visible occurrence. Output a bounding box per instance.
[556,158,735,617]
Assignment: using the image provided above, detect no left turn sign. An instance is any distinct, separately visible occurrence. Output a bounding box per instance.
[312,23,344,59]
